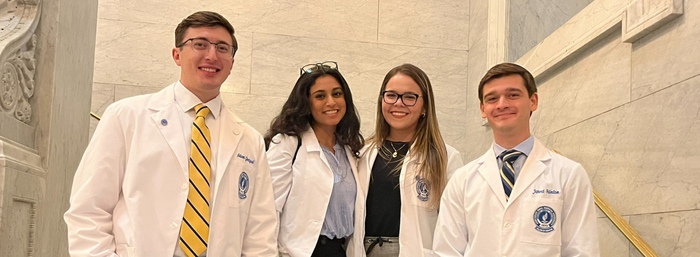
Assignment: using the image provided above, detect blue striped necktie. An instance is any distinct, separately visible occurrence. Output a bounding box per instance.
[180,104,211,257]
[499,149,523,202]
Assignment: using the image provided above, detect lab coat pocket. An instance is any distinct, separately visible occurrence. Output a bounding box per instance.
[519,197,563,245]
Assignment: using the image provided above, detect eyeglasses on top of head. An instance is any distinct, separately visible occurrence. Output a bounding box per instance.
[300,61,338,75]
[177,38,235,60]
[381,91,422,106]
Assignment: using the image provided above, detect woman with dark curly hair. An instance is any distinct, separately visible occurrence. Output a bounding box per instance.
[265,61,364,257]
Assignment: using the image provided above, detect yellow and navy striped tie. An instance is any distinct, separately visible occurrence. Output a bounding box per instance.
[180,104,211,257]
[500,149,523,202]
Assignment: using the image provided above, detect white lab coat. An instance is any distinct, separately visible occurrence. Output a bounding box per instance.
[64,84,278,257]
[433,138,599,257]
[346,143,464,257]
[267,127,362,257]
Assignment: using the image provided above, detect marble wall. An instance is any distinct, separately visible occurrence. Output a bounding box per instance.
[91,0,470,160]
[516,0,699,256]
[508,0,594,61]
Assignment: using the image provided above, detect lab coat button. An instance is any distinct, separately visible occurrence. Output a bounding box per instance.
[171,222,178,228]
[181,183,188,189]
[503,222,510,228]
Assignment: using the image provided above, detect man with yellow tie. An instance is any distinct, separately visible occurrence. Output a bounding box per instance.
[64,11,278,257]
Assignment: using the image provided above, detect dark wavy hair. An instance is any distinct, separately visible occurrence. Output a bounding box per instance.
[264,68,364,157]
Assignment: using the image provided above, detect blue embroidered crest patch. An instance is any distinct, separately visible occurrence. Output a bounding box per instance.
[238,172,249,199]
[534,206,556,233]
[415,176,429,202]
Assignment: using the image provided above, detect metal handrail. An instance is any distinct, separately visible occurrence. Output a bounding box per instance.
[593,189,658,256]
[90,112,101,120]
[553,150,658,257]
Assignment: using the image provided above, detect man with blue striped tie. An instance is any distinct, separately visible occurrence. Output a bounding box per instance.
[433,63,599,256]
[64,11,278,257]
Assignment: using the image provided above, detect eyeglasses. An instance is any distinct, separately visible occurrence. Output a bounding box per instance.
[300,61,338,75]
[177,38,235,60]
[381,91,421,106]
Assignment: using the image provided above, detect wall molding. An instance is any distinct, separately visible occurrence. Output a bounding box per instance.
[486,0,510,68]
[495,0,684,79]
[0,136,43,175]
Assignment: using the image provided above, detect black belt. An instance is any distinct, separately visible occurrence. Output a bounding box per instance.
[365,236,395,254]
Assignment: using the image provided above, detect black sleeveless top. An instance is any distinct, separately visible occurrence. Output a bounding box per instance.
[364,141,410,237]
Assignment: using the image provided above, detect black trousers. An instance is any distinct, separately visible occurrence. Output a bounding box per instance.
[311,235,346,257]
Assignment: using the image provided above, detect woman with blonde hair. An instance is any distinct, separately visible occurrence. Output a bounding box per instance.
[346,64,463,257]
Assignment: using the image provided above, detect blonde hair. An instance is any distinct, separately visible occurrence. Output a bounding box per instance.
[366,64,448,210]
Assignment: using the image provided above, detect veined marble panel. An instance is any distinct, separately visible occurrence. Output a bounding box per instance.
[114,84,164,100]
[117,0,378,42]
[631,0,700,100]
[509,0,593,61]
[463,98,495,162]
[250,33,468,110]
[469,0,488,49]
[597,217,630,257]
[92,83,116,116]
[466,38,486,106]
[220,93,287,136]
[93,19,252,94]
[629,210,700,257]
[93,19,179,88]
[98,0,118,20]
[546,75,700,216]
[466,0,489,109]
[378,0,469,49]
[531,32,630,137]
[355,98,379,138]
[436,107,467,162]
[463,37,493,161]
[89,83,116,139]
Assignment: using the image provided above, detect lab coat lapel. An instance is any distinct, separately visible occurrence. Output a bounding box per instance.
[477,147,508,208]
[507,138,550,204]
[148,85,188,177]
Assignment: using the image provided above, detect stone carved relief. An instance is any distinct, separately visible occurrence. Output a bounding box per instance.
[0,35,36,123]
[0,0,41,124]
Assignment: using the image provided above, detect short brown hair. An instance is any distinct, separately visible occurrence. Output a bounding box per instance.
[175,11,238,57]
[478,63,537,103]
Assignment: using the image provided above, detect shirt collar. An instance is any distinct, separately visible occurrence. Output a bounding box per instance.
[321,141,345,156]
[174,80,222,119]
[493,134,535,158]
